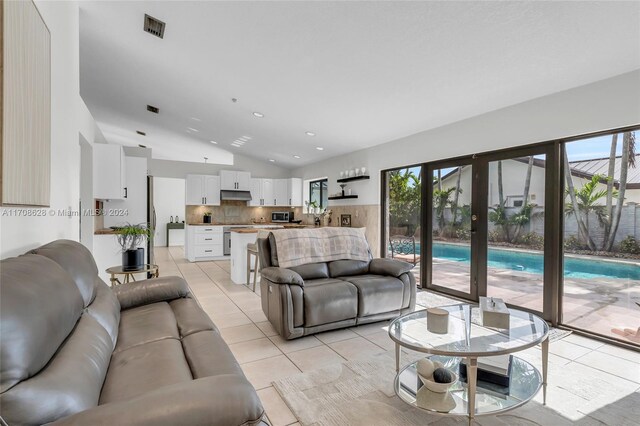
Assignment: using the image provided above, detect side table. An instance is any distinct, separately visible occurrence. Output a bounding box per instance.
[106,264,159,286]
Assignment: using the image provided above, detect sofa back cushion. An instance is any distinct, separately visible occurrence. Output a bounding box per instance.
[29,239,98,307]
[328,260,370,278]
[0,255,84,393]
[289,262,330,280]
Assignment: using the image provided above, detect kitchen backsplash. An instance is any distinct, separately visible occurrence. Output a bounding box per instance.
[186,201,303,224]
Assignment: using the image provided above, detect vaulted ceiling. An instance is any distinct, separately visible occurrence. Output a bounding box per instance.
[79,1,640,167]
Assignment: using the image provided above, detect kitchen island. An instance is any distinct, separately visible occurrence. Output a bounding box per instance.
[230,227,281,285]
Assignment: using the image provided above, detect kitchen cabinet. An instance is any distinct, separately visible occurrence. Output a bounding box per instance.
[185,225,224,261]
[185,174,220,206]
[274,179,289,206]
[289,178,303,206]
[94,144,126,200]
[220,170,251,191]
[249,178,275,206]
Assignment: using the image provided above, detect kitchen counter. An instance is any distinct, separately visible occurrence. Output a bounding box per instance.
[230,227,280,234]
[95,228,118,235]
[187,222,308,227]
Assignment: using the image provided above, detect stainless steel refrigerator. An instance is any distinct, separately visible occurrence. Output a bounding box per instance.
[147,175,156,276]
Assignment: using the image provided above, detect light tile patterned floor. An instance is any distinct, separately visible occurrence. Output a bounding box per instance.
[156,247,640,426]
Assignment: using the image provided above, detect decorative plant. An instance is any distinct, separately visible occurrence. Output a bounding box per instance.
[204,212,212,217]
[305,200,319,213]
[115,223,152,252]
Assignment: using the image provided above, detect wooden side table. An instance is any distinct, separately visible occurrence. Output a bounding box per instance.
[166,222,185,247]
[106,264,159,286]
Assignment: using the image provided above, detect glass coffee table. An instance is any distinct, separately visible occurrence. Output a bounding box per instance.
[388,304,549,426]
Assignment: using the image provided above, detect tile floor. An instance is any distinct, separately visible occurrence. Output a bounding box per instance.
[156,247,640,426]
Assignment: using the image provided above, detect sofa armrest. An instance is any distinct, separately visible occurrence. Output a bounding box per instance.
[51,375,267,426]
[369,258,414,277]
[261,267,304,286]
[114,276,191,310]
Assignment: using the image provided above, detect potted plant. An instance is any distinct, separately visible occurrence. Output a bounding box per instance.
[305,200,320,215]
[203,211,212,224]
[116,223,152,271]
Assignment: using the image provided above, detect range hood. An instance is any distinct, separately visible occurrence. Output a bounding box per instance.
[220,190,252,201]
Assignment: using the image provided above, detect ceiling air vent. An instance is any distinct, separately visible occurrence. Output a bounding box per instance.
[147,104,159,114]
[144,14,165,39]
[136,130,146,136]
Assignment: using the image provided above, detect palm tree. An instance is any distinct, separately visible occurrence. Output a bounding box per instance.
[565,174,613,246]
[564,150,596,250]
[451,166,463,225]
[605,131,636,251]
[433,187,457,236]
[602,133,618,249]
[511,156,534,243]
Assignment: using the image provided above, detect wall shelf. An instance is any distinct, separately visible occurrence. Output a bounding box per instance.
[337,175,370,183]
[328,195,359,200]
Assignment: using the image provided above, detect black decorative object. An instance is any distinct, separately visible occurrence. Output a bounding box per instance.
[203,213,212,223]
[340,214,352,227]
[433,368,453,384]
[337,175,370,183]
[328,195,358,200]
[122,248,144,271]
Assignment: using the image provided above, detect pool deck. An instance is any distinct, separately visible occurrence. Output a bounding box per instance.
[411,256,640,344]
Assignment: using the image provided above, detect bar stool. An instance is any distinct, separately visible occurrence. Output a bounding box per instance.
[246,230,270,293]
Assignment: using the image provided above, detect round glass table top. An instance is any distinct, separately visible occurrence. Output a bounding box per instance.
[106,264,158,274]
[389,304,549,357]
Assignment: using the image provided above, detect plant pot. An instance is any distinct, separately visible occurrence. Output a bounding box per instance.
[203,215,212,223]
[122,248,144,271]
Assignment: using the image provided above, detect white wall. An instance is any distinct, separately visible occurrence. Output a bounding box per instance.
[293,70,640,206]
[153,177,186,246]
[149,154,291,180]
[1,1,83,258]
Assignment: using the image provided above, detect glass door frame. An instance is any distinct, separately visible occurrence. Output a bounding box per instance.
[422,143,561,324]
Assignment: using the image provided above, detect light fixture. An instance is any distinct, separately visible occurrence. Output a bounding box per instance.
[210,140,218,144]
[269,159,275,162]
[187,127,199,132]
[190,117,202,122]
[253,112,264,118]
[316,147,324,151]
[305,131,315,137]
[293,155,301,159]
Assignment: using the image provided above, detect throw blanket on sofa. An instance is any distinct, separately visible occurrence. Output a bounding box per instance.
[270,227,371,268]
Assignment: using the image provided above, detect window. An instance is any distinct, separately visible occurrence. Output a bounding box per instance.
[309,179,328,211]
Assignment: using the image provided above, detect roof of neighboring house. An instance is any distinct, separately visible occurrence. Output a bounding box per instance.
[569,154,640,185]
[438,155,640,189]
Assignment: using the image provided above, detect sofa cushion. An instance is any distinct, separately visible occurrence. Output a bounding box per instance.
[1,254,84,393]
[289,262,330,280]
[30,239,99,307]
[114,302,180,354]
[99,339,193,404]
[0,315,112,425]
[85,280,121,348]
[338,274,405,316]
[268,233,279,266]
[328,260,370,278]
[303,279,358,326]
[170,298,218,337]
[181,331,245,379]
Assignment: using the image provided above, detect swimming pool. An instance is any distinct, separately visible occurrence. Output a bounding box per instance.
[417,242,640,280]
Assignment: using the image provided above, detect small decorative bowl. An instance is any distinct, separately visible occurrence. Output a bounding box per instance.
[418,371,458,393]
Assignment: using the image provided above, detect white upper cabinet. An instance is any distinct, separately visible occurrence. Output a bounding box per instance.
[289,178,303,206]
[94,144,126,200]
[249,178,262,207]
[274,179,289,206]
[186,175,220,206]
[220,170,251,191]
[261,179,274,206]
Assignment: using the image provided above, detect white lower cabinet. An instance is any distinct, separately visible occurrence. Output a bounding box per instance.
[185,225,224,261]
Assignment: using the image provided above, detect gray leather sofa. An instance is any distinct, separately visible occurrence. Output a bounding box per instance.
[257,235,416,340]
[0,239,266,426]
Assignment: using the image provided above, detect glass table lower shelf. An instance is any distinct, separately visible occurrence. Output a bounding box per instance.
[394,355,542,417]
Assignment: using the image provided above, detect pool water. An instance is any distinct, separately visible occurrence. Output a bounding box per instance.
[412,242,640,280]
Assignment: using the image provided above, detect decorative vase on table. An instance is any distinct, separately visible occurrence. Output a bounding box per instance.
[122,248,144,271]
[203,213,212,223]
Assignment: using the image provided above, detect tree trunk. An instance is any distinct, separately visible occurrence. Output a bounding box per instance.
[564,150,596,250]
[602,133,618,249]
[497,160,509,241]
[511,156,534,243]
[605,132,633,251]
[452,166,462,225]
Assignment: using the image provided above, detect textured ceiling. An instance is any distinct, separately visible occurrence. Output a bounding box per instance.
[79,1,640,167]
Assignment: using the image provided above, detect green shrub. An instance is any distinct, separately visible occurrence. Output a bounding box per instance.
[564,235,585,251]
[488,230,503,243]
[618,236,640,254]
[518,232,544,250]
[456,228,470,241]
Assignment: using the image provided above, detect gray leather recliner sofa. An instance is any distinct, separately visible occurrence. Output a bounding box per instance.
[0,239,267,426]
[257,235,416,340]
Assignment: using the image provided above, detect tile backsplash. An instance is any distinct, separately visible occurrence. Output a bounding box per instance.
[186,201,303,225]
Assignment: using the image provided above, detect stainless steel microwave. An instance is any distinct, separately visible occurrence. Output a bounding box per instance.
[271,211,291,223]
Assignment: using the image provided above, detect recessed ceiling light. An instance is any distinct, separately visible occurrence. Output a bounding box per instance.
[293,155,301,159]
[316,147,324,151]
[210,140,217,144]
[243,136,252,140]
[305,131,315,137]
[269,159,275,162]
[187,127,199,132]
[190,117,201,122]
[253,112,264,118]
